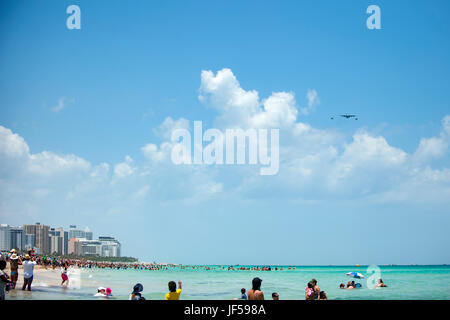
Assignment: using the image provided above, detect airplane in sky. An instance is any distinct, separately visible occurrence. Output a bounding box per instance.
[330,114,358,120]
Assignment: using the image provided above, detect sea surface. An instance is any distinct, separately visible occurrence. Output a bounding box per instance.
[6,265,450,300]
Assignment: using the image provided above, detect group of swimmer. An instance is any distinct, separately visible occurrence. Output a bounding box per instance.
[93,276,388,301]
[339,279,387,289]
[1,249,388,301]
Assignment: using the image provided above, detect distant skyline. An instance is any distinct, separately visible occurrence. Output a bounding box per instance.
[1,0,450,265]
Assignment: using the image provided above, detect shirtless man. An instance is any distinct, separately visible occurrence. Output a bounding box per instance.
[248,277,264,300]
[310,279,321,299]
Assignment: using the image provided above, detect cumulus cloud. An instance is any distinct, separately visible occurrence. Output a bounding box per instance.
[113,155,135,178]
[195,68,450,203]
[1,68,450,227]
[199,68,300,129]
[413,115,450,163]
[153,117,190,139]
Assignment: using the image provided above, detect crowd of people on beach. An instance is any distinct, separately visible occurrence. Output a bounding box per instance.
[0,249,387,300]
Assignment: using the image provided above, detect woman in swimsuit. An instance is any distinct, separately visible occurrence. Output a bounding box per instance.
[9,253,21,289]
[248,277,264,300]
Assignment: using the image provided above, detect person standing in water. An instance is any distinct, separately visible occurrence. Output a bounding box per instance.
[61,263,69,287]
[129,283,145,300]
[8,252,21,289]
[248,277,264,300]
[22,254,36,291]
[305,282,315,300]
[0,260,13,300]
[165,281,182,300]
[310,279,321,299]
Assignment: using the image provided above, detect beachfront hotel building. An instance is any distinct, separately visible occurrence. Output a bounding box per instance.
[0,224,11,251]
[24,223,50,254]
[1,222,121,257]
[0,224,25,251]
[98,236,121,257]
[10,226,25,251]
[69,225,93,240]
[69,237,121,257]
[68,237,81,255]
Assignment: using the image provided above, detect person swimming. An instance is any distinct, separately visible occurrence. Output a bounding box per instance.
[319,291,328,300]
[376,279,387,287]
[94,287,107,297]
[339,283,345,289]
[248,277,264,300]
[272,292,279,300]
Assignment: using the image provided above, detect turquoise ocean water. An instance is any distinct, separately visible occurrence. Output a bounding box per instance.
[6,265,450,300]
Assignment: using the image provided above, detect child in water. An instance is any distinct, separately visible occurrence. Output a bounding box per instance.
[61,264,69,287]
[165,281,182,300]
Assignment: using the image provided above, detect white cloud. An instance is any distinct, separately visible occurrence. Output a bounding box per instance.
[413,115,449,163]
[195,69,450,204]
[52,97,74,112]
[141,142,173,163]
[113,155,135,178]
[0,126,29,158]
[1,69,450,227]
[153,117,190,139]
[301,89,320,115]
[199,68,301,129]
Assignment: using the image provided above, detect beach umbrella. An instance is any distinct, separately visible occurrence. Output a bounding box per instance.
[346,272,364,279]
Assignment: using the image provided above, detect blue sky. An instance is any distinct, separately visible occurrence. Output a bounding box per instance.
[1,0,450,265]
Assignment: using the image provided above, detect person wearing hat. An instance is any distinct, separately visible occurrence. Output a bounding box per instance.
[22,254,36,291]
[94,287,107,297]
[129,283,145,300]
[248,277,264,300]
[8,252,22,289]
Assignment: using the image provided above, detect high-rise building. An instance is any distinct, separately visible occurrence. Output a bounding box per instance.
[69,225,93,240]
[49,235,62,255]
[0,224,11,251]
[98,236,121,257]
[68,238,81,255]
[25,233,36,250]
[79,239,102,256]
[85,227,93,240]
[56,228,68,255]
[49,228,63,255]
[24,223,50,254]
[10,226,25,251]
